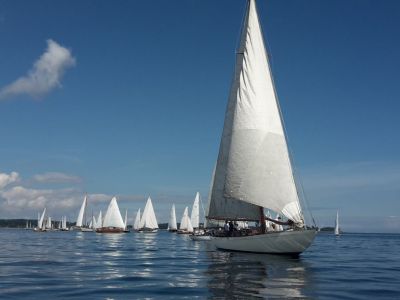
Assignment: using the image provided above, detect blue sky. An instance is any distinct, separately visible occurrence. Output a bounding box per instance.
[0,0,399,233]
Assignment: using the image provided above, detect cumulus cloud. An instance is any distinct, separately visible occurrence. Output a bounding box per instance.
[33,172,81,184]
[0,171,20,189]
[0,185,112,219]
[0,39,76,100]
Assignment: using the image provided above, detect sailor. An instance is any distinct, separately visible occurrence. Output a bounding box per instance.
[224,220,229,235]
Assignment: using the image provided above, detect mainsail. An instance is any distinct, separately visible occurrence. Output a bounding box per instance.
[76,195,87,227]
[208,0,303,224]
[139,197,158,229]
[168,204,177,231]
[102,197,125,229]
[190,192,200,228]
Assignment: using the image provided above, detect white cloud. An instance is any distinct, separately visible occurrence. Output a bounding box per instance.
[0,185,111,219]
[0,39,76,100]
[33,172,81,184]
[0,171,20,189]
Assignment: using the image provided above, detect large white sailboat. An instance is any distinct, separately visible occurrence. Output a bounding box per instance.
[207,0,316,255]
[138,197,158,232]
[96,196,125,233]
[334,210,340,236]
[168,204,178,232]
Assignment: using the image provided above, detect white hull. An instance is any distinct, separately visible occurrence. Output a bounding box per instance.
[211,229,316,255]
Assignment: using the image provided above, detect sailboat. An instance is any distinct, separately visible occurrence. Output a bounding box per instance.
[61,216,69,231]
[178,207,194,234]
[96,196,125,233]
[96,211,103,229]
[190,192,200,230]
[133,208,141,231]
[168,204,178,232]
[334,210,340,236]
[206,0,316,255]
[34,208,47,231]
[123,209,130,232]
[138,197,158,232]
[75,195,92,231]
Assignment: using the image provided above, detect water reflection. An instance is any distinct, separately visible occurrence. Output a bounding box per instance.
[206,251,313,299]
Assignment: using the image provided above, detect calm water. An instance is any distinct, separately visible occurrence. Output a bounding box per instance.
[0,229,399,299]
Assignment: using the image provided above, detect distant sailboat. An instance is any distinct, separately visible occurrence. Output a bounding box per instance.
[168,204,178,232]
[133,208,141,231]
[139,197,158,233]
[178,207,193,234]
[206,0,316,254]
[96,211,103,229]
[335,210,340,236]
[123,209,130,232]
[190,192,200,230]
[75,195,87,229]
[34,208,46,231]
[96,197,125,233]
[61,216,69,231]
[46,216,52,230]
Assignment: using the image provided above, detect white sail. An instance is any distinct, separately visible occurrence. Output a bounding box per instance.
[168,204,177,230]
[62,216,67,230]
[179,207,189,230]
[187,216,194,233]
[133,208,141,230]
[97,211,102,228]
[190,192,200,229]
[102,197,125,229]
[334,210,340,235]
[139,197,158,229]
[208,0,302,224]
[76,195,87,227]
[124,210,128,230]
[46,216,52,229]
[38,208,46,229]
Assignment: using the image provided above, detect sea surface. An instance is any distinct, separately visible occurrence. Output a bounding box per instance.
[0,229,399,299]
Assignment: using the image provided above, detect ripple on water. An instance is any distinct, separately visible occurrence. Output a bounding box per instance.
[0,230,399,299]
